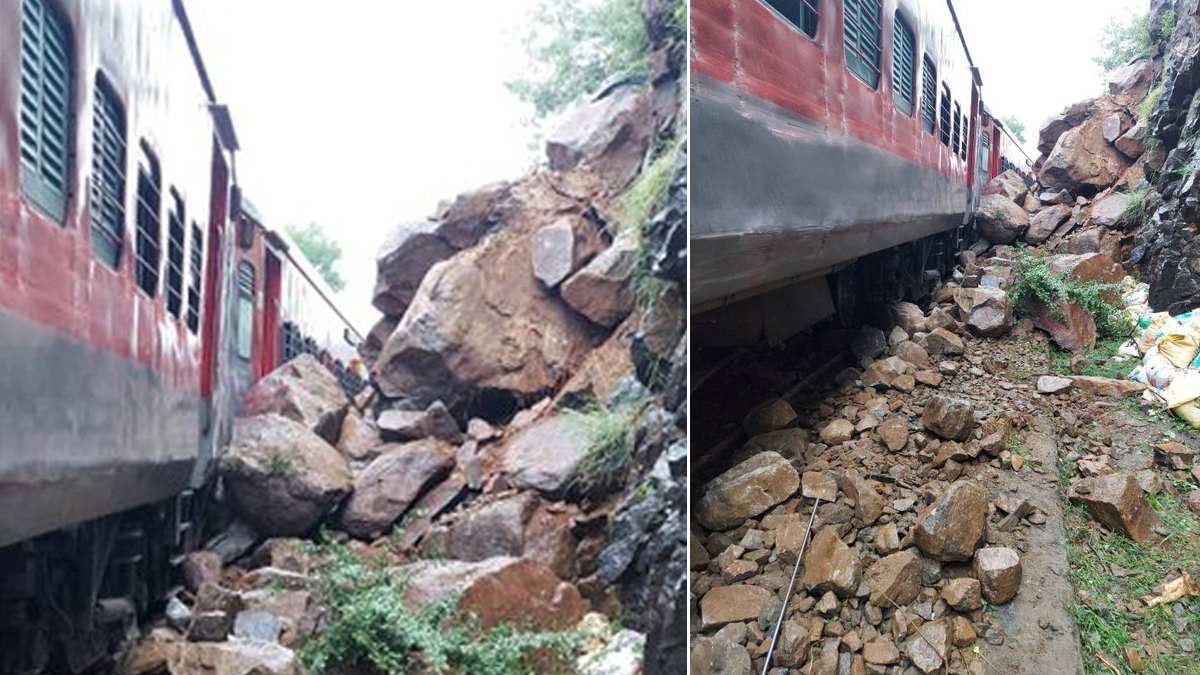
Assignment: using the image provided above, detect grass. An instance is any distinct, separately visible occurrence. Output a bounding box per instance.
[622,136,682,314]
[1119,188,1149,228]
[1141,82,1164,123]
[267,452,297,476]
[298,539,585,675]
[1049,337,1133,380]
[565,398,643,497]
[1065,492,1200,674]
[1008,246,1131,342]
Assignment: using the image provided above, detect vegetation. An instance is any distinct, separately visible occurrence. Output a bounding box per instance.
[266,452,296,476]
[1001,115,1027,145]
[1049,336,1132,380]
[299,540,584,675]
[507,0,652,119]
[565,398,643,496]
[1094,11,1151,73]
[286,223,345,292]
[1119,187,1150,228]
[1140,82,1164,124]
[1008,246,1131,341]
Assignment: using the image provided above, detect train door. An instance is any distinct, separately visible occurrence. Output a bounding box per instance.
[200,143,228,405]
[261,251,282,378]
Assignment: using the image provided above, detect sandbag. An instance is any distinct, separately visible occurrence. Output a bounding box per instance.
[1164,370,1200,409]
[1156,325,1200,368]
[1175,400,1200,428]
[1142,348,1177,389]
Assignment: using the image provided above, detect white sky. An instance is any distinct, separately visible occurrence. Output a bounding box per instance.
[954,0,1146,156]
[188,1,543,331]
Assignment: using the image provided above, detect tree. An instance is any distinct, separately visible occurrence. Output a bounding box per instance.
[286,223,345,292]
[506,0,651,119]
[1000,115,1027,145]
[1093,11,1151,73]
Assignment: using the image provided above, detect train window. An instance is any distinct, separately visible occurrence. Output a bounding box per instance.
[980,129,991,171]
[759,0,820,38]
[187,224,203,333]
[959,110,969,160]
[939,86,951,146]
[920,56,936,134]
[843,0,882,88]
[166,191,186,318]
[19,0,73,223]
[90,76,126,269]
[952,102,962,156]
[134,143,162,296]
[892,13,915,115]
[237,261,255,360]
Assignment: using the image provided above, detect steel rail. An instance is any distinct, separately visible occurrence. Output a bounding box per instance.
[759,495,821,675]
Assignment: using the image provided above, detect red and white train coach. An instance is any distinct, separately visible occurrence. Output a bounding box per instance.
[0,1,361,671]
[691,0,1032,345]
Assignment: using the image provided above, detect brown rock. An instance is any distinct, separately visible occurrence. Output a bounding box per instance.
[913,480,988,561]
[802,527,863,598]
[941,577,982,611]
[952,287,1014,338]
[921,397,976,441]
[499,414,591,497]
[182,552,223,594]
[545,85,651,187]
[842,472,884,526]
[820,419,856,445]
[336,412,382,461]
[921,328,964,357]
[905,619,948,673]
[1025,204,1073,245]
[1186,490,1200,515]
[861,356,911,390]
[863,640,900,665]
[560,234,637,327]
[125,635,301,675]
[377,401,463,444]
[894,341,930,367]
[974,546,1023,603]
[358,315,399,367]
[865,550,922,607]
[775,616,820,668]
[697,452,800,531]
[1040,116,1131,192]
[737,429,809,463]
[1028,296,1097,353]
[802,471,839,502]
[1075,473,1161,543]
[403,557,586,631]
[1067,376,1145,397]
[339,439,455,539]
[690,636,752,675]
[893,302,926,335]
[915,370,943,387]
[699,584,773,630]
[984,170,1030,204]
[219,415,353,537]
[949,615,977,647]
[974,194,1029,245]
[744,398,797,436]
[239,354,348,444]
[690,533,710,571]
[1089,192,1133,229]
[874,523,900,555]
[878,416,909,451]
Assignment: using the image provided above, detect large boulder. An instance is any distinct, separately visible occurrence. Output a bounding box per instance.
[974,194,1029,244]
[913,480,988,562]
[401,557,587,631]
[1040,117,1131,192]
[560,233,638,328]
[376,401,463,444]
[983,170,1029,204]
[952,287,1013,338]
[239,354,348,444]
[358,315,399,368]
[500,414,592,497]
[219,415,353,537]
[443,492,579,581]
[921,397,976,441]
[696,451,799,531]
[339,439,456,539]
[1024,204,1073,246]
[1107,59,1152,101]
[1074,473,1161,543]
[545,83,652,189]
[801,527,863,598]
[125,633,300,675]
[1089,192,1133,229]
[530,216,605,289]
[374,175,598,410]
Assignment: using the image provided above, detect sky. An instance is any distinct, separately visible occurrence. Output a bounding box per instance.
[953,0,1146,156]
[187,1,543,332]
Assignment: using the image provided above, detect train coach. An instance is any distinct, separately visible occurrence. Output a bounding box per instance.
[691,0,1033,346]
[0,1,362,671]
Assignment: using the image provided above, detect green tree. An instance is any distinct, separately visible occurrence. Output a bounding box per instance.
[286,223,345,292]
[507,0,651,119]
[1093,11,1150,72]
[1000,115,1027,145]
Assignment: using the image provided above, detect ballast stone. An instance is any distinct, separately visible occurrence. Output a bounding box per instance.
[697,451,799,532]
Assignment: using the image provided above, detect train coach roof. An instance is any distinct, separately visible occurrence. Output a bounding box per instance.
[945,0,981,86]
[172,0,240,151]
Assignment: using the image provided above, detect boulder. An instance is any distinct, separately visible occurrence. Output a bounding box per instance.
[530,216,604,289]
[1074,473,1161,543]
[1067,376,1144,397]
[1115,118,1147,158]
[737,428,809,463]
[851,326,889,360]
[802,471,839,502]
[335,411,381,462]
[1038,114,1073,156]
[878,415,909,451]
[339,439,455,539]
[690,636,752,675]
[1037,375,1074,394]
[842,471,883,526]
[371,221,459,318]
[861,356,911,389]
[1040,117,1131,192]
[560,233,638,327]
[358,315,399,367]
[819,419,856,445]
[1028,297,1097,353]
[913,480,988,562]
[974,194,1030,245]
[125,634,301,675]
[774,617,820,668]
[1025,204,1073,246]
[905,620,948,674]
[402,557,587,631]
[376,401,463,444]
[374,176,597,408]
[743,398,797,436]
[545,83,652,188]
[921,397,975,441]
[699,584,772,630]
[941,577,982,611]
[1089,192,1133,229]
[219,415,353,537]
[983,170,1029,204]
[1040,189,1073,205]
[920,328,964,357]
[952,287,1013,338]
[443,493,578,581]
[697,452,799,531]
[182,552,222,594]
[1102,114,1126,143]
[802,527,863,598]
[893,302,926,335]
[1107,59,1152,101]
[974,547,1023,604]
[239,354,348,444]
[894,341,930,367]
[1023,192,1042,213]
[863,640,900,665]
[500,414,591,497]
[865,550,922,607]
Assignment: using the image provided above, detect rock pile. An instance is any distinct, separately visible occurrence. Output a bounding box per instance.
[126,4,687,672]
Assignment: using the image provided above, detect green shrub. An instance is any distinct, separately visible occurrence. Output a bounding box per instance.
[1118,187,1149,227]
[299,542,583,675]
[565,399,643,496]
[1094,11,1151,73]
[1007,247,1130,340]
[1140,82,1163,122]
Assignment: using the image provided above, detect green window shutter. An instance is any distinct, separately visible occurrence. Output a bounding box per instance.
[135,145,162,296]
[921,56,936,134]
[20,0,73,222]
[939,87,951,146]
[953,102,962,155]
[187,224,203,333]
[892,13,915,115]
[844,0,882,88]
[760,0,820,38]
[166,193,186,317]
[90,77,125,268]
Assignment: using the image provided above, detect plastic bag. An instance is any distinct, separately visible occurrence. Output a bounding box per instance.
[1175,400,1200,428]
[1165,370,1200,408]
[1156,325,1200,368]
[1138,325,1161,354]
[1119,339,1141,358]
[1142,348,1178,389]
